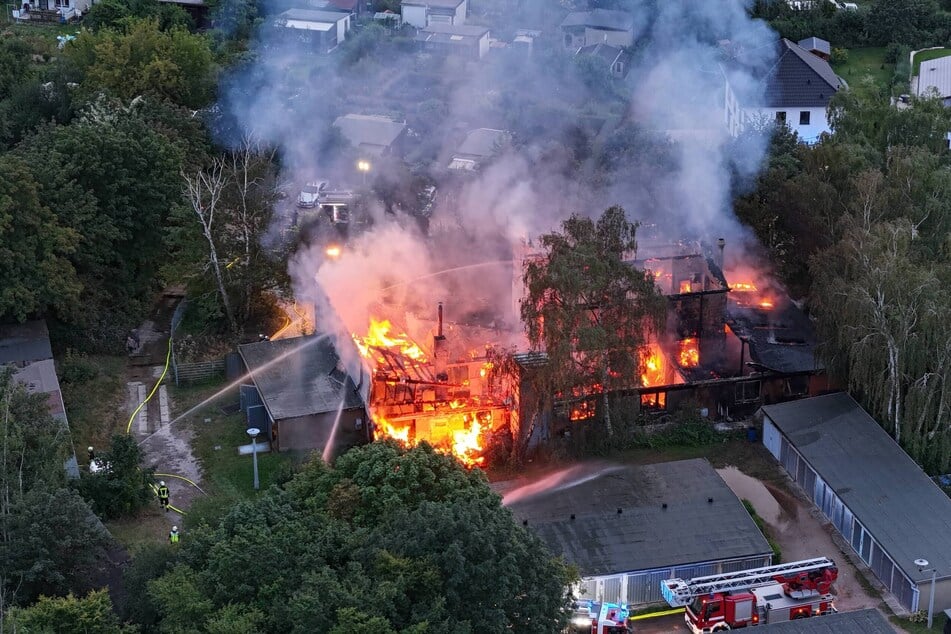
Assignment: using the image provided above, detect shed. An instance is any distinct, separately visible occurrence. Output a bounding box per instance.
[401,0,466,28]
[760,393,951,613]
[416,22,489,60]
[914,54,951,106]
[560,9,634,49]
[448,127,510,170]
[333,114,406,156]
[274,9,351,52]
[237,334,369,456]
[507,459,773,605]
[758,608,893,632]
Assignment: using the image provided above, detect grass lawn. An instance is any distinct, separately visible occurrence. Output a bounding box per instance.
[833,47,894,93]
[892,611,949,633]
[60,354,127,458]
[912,48,951,77]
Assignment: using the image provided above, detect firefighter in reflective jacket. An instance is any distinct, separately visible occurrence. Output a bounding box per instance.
[169,526,180,544]
[157,481,170,511]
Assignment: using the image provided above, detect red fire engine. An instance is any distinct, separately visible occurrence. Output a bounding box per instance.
[567,600,634,634]
[661,557,838,632]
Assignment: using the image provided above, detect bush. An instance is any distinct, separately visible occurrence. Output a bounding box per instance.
[78,434,155,519]
[59,348,99,384]
[830,48,849,65]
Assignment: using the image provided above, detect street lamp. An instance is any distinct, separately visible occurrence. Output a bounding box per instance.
[357,159,370,185]
[247,427,260,491]
[915,558,937,629]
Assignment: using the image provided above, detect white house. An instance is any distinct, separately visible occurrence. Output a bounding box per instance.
[274,9,351,53]
[560,9,634,50]
[726,38,845,144]
[400,0,467,28]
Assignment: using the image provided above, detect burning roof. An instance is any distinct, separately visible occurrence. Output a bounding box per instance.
[726,299,822,374]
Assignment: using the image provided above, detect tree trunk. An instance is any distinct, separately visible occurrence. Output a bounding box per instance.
[601,368,613,436]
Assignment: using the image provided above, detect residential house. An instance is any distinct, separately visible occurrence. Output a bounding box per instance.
[505,459,773,606]
[14,0,89,21]
[576,42,631,78]
[726,38,845,144]
[416,23,490,60]
[760,393,951,614]
[400,0,467,28]
[913,53,951,107]
[560,9,634,50]
[448,128,510,170]
[797,36,830,61]
[274,9,351,53]
[333,114,407,156]
[237,334,370,456]
[0,321,79,478]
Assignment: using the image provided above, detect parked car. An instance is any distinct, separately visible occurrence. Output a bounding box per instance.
[298,181,327,208]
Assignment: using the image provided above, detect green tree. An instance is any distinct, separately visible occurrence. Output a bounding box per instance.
[7,590,132,633]
[66,19,214,109]
[79,434,155,520]
[521,206,666,435]
[0,155,81,323]
[148,442,574,633]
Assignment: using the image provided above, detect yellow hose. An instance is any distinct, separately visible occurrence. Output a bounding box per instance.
[125,336,173,435]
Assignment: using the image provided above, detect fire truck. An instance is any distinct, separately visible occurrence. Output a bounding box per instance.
[567,600,634,634]
[661,557,838,632]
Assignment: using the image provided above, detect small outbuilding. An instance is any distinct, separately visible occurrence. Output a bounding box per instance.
[333,114,407,156]
[757,607,893,632]
[797,36,831,60]
[507,458,773,605]
[274,9,351,53]
[448,127,510,171]
[400,0,466,28]
[416,23,489,60]
[761,393,951,614]
[238,334,369,456]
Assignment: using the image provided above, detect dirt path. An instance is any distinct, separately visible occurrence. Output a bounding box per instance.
[125,291,205,521]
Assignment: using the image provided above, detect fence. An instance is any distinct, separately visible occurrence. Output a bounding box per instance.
[173,358,226,385]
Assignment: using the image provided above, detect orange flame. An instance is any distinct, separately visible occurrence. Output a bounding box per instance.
[354,319,427,364]
[678,338,700,368]
[679,280,693,293]
[641,344,666,387]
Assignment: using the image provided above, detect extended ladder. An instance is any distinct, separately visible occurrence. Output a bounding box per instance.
[661,557,836,607]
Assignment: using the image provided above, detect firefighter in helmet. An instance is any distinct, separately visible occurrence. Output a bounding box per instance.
[157,481,170,511]
[169,526,180,544]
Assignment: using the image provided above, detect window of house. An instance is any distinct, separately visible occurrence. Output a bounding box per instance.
[735,380,761,404]
[784,376,809,397]
[799,111,811,125]
[640,391,667,410]
[613,61,624,75]
[775,111,787,123]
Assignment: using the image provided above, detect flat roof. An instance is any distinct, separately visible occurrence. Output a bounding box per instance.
[455,128,508,159]
[238,335,365,420]
[762,393,951,583]
[333,114,405,151]
[420,22,488,37]
[401,0,464,8]
[507,459,772,577]
[560,9,633,31]
[14,359,67,422]
[276,9,347,25]
[757,608,893,633]
[915,53,951,99]
[0,320,52,365]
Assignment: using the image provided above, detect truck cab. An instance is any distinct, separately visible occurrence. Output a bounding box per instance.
[297,181,327,208]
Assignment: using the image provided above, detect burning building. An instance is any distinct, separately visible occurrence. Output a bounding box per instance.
[353,303,514,467]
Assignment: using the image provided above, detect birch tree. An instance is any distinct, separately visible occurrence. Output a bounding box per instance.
[520,207,666,435]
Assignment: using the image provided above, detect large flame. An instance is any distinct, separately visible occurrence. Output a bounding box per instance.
[641,343,667,387]
[354,319,427,364]
[678,338,700,368]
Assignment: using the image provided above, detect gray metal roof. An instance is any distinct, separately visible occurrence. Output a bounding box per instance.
[508,459,772,577]
[14,359,67,422]
[401,0,464,8]
[0,320,53,365]
[760,39,843,108]
[333,114,405,152]
[758,608,893,633]
[238,335,365,420]
[560,9,633,32]
[277,8,348,23]
[915,54,951,99]
[797,37,831,56]
[762,393,951,583]
[455,128,509,159]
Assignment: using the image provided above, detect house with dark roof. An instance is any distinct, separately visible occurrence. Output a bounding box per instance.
[273,9,351,52]
[758,608,893,633]
[726,38,845,143]
[333,114,407,156]
[448,127,510,171]
[576,43,631,78]
[0,321,79,478]
[760,393,951,614]
[506,459,773,605]
[416,23,489,60]
[237,334,369,455]
[400,0,466,28]
[560,9,634,50]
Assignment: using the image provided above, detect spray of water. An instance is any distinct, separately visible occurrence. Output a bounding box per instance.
[321,396,347,463]
[379,260,514,292]
[501,464,624,507]
[139,333,333,446]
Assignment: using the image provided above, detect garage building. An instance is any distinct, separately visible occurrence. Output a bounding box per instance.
[507,459,773,605]
[758,608,893,632]
[761,393,951,614]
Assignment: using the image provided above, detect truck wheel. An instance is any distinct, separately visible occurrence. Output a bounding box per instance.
[792,612,810,620]
[712,625,731,632]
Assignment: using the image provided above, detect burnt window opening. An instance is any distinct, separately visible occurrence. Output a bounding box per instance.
[640,391,667,411]
[735,379,761,404]
[784,376,809,397]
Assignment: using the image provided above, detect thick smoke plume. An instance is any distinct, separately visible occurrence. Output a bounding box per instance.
[217,0,780,352]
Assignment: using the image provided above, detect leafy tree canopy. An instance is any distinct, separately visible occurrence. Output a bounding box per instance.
[148,442,574,633]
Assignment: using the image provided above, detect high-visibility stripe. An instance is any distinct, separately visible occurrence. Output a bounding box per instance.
[629,608,685,621]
